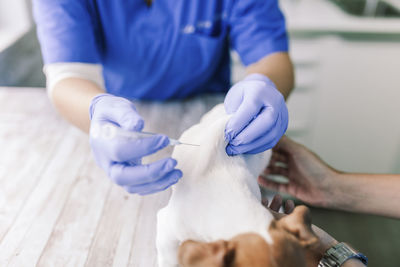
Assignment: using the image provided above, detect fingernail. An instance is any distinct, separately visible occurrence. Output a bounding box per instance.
[175,170,183,181]
[163,136,170,146]
[169,159,178,169]
[171,172,182,184]
[226,145,234,156]
[134,119,144,131]
[177,170,183,177]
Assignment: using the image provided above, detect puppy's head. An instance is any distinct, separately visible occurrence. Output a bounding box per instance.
[178,206,320,267]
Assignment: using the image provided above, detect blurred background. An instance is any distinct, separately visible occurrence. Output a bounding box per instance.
[1,0,400,266]
[0,0,44,87]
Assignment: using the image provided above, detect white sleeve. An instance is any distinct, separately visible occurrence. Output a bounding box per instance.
[43,63,105,99]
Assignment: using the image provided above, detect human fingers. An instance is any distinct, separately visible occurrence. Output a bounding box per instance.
[263,164,289,177]
[272,135,303,156]
[229,107,276,146]
[227,112,287,155]
[263,152,288,174]
[261,198,269,208]
[90,94,144,132]
[124,169,183,195]
[226,134,275,155]
[284,200,295,214]
[225,100,262,143]
[226,124,279,155]
[269,194,283,212]
[224,82,244,115]
[270,151,288,163]
[94,134,170,163]
[109,157,179,186]
[258,175,290,194]
[262,195,289,220]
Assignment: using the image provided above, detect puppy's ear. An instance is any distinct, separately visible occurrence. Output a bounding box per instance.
[222,246,236,267]
[276,206,318,248]
[178,240,235,267]
[208,240,235,267]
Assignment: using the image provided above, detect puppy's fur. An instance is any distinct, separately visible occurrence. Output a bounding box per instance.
[156,104,273,267]
[178,206,320,267]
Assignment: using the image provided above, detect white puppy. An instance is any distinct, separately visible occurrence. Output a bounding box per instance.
[156,104,273,267]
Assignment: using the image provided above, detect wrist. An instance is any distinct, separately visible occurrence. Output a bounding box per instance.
[306,169,339,209]
[317,169,345,209]
[342,258,367,267]
[323,171,357,211]
[312,225,338,254]
[243,73,277,88]
[319,242,367,267]
[242,73,287,107]
[89,93,112,120]
[320,237,339,255]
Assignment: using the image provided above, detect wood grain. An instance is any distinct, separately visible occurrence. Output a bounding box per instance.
[1,88,397,267]
[0,88,223,267]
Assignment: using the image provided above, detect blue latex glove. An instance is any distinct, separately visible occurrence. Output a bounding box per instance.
[224,74,289,156]
[89,94,182,195]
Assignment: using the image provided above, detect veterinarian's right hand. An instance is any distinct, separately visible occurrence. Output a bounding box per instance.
[258,136,338,207]
[89,94,182,195]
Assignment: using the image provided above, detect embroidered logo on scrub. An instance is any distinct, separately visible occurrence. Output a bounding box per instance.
[181,13,227,37]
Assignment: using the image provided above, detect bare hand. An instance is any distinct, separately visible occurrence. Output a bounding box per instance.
[258,136,338,207]
[262,194,295,219]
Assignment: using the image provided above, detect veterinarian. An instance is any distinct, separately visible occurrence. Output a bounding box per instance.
[260,136,400,219]
[33,0,294,195]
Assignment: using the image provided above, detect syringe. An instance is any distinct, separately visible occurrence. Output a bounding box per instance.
[90,123,200,147]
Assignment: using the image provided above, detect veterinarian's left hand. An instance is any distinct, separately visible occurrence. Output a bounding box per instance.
[224,73,288,156]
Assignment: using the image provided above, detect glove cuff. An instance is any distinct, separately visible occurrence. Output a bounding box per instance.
[243,73,276,88]
[89,93,112,120]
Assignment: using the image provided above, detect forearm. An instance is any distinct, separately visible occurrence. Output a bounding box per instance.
[51,78,104,133]
[246,52,294,99]
[327,173,400,218]
[342,259,367,267]
[311,225,366,267]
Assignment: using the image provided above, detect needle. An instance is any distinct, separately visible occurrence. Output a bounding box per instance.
[91,123,200,147]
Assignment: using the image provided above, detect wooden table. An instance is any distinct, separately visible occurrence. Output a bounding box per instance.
[2,88,400,267]
[0,87,223,267]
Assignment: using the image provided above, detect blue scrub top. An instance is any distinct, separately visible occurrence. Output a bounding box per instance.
[33,0,288,100]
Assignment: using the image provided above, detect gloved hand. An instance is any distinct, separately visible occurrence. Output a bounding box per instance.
[224,73,289,156]
[89,94,182,195]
